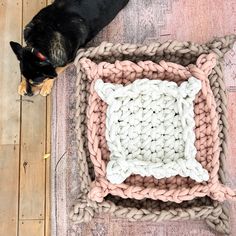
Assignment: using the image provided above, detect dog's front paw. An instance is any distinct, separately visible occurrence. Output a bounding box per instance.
[40,79,54,96]
[18,80,27,96]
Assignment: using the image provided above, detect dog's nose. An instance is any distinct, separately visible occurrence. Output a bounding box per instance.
[27,92,34,97]
[26,90,34,97]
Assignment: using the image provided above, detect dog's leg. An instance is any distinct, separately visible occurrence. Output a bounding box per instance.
[18,78,42,96]
[39,65,70,96]
[40,79,55,96]
[18,78,27,96]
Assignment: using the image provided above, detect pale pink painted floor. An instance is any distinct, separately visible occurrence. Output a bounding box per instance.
[51,1,236,235]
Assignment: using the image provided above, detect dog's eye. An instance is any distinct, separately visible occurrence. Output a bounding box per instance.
[29,79,34,84]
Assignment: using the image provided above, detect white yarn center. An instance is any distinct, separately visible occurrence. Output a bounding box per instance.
[95,77,209,184]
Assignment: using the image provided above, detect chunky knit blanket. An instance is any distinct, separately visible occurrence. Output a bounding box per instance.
[82,54,236,204]
[70,35,236,234]
[95,77,209,184]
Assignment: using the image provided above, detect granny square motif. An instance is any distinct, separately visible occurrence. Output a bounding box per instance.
[94,77,209,184]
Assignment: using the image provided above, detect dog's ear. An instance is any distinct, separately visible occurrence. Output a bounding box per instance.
[10,41,23,61]
[42,64,58,78]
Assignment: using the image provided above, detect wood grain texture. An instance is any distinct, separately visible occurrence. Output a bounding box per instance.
[51,0,236,236]
[19,0,47,223]
[0,0,21,235]
[19,220,44,236]
[45,3,52,236]
[0,0,51,235]
[45,95,51,236]
[0,145,20,236]
[19,95,46,220]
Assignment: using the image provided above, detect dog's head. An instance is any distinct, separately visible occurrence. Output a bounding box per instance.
[10,41,57,96]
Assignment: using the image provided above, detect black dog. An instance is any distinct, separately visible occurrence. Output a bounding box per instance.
[10,0,129,96]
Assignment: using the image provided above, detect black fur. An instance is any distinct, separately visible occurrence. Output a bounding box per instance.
[10,0,129,96]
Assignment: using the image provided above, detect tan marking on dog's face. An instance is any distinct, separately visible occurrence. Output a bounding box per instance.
[18,79,42,96]
[29,79,44,87]
[31,85,42,95]
[28,79,44,95]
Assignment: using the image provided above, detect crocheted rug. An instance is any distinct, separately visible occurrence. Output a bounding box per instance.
[81,54,236,204]
[52,35,236,235]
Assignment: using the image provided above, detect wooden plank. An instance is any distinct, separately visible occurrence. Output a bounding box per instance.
[19,0,47,224]
[45,95,51,236]
[45,1,52,234]
[0,0,22,235]
[19,95,46,220]
[0,0,21,145]
[19,220,44,236]
[0,145,20,236]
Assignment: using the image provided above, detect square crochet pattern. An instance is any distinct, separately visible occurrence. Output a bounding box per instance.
[94,77,209,184]
[82,53,236,204]
[70,35,236,235]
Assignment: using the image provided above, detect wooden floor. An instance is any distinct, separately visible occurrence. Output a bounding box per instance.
[0,1,52,236]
